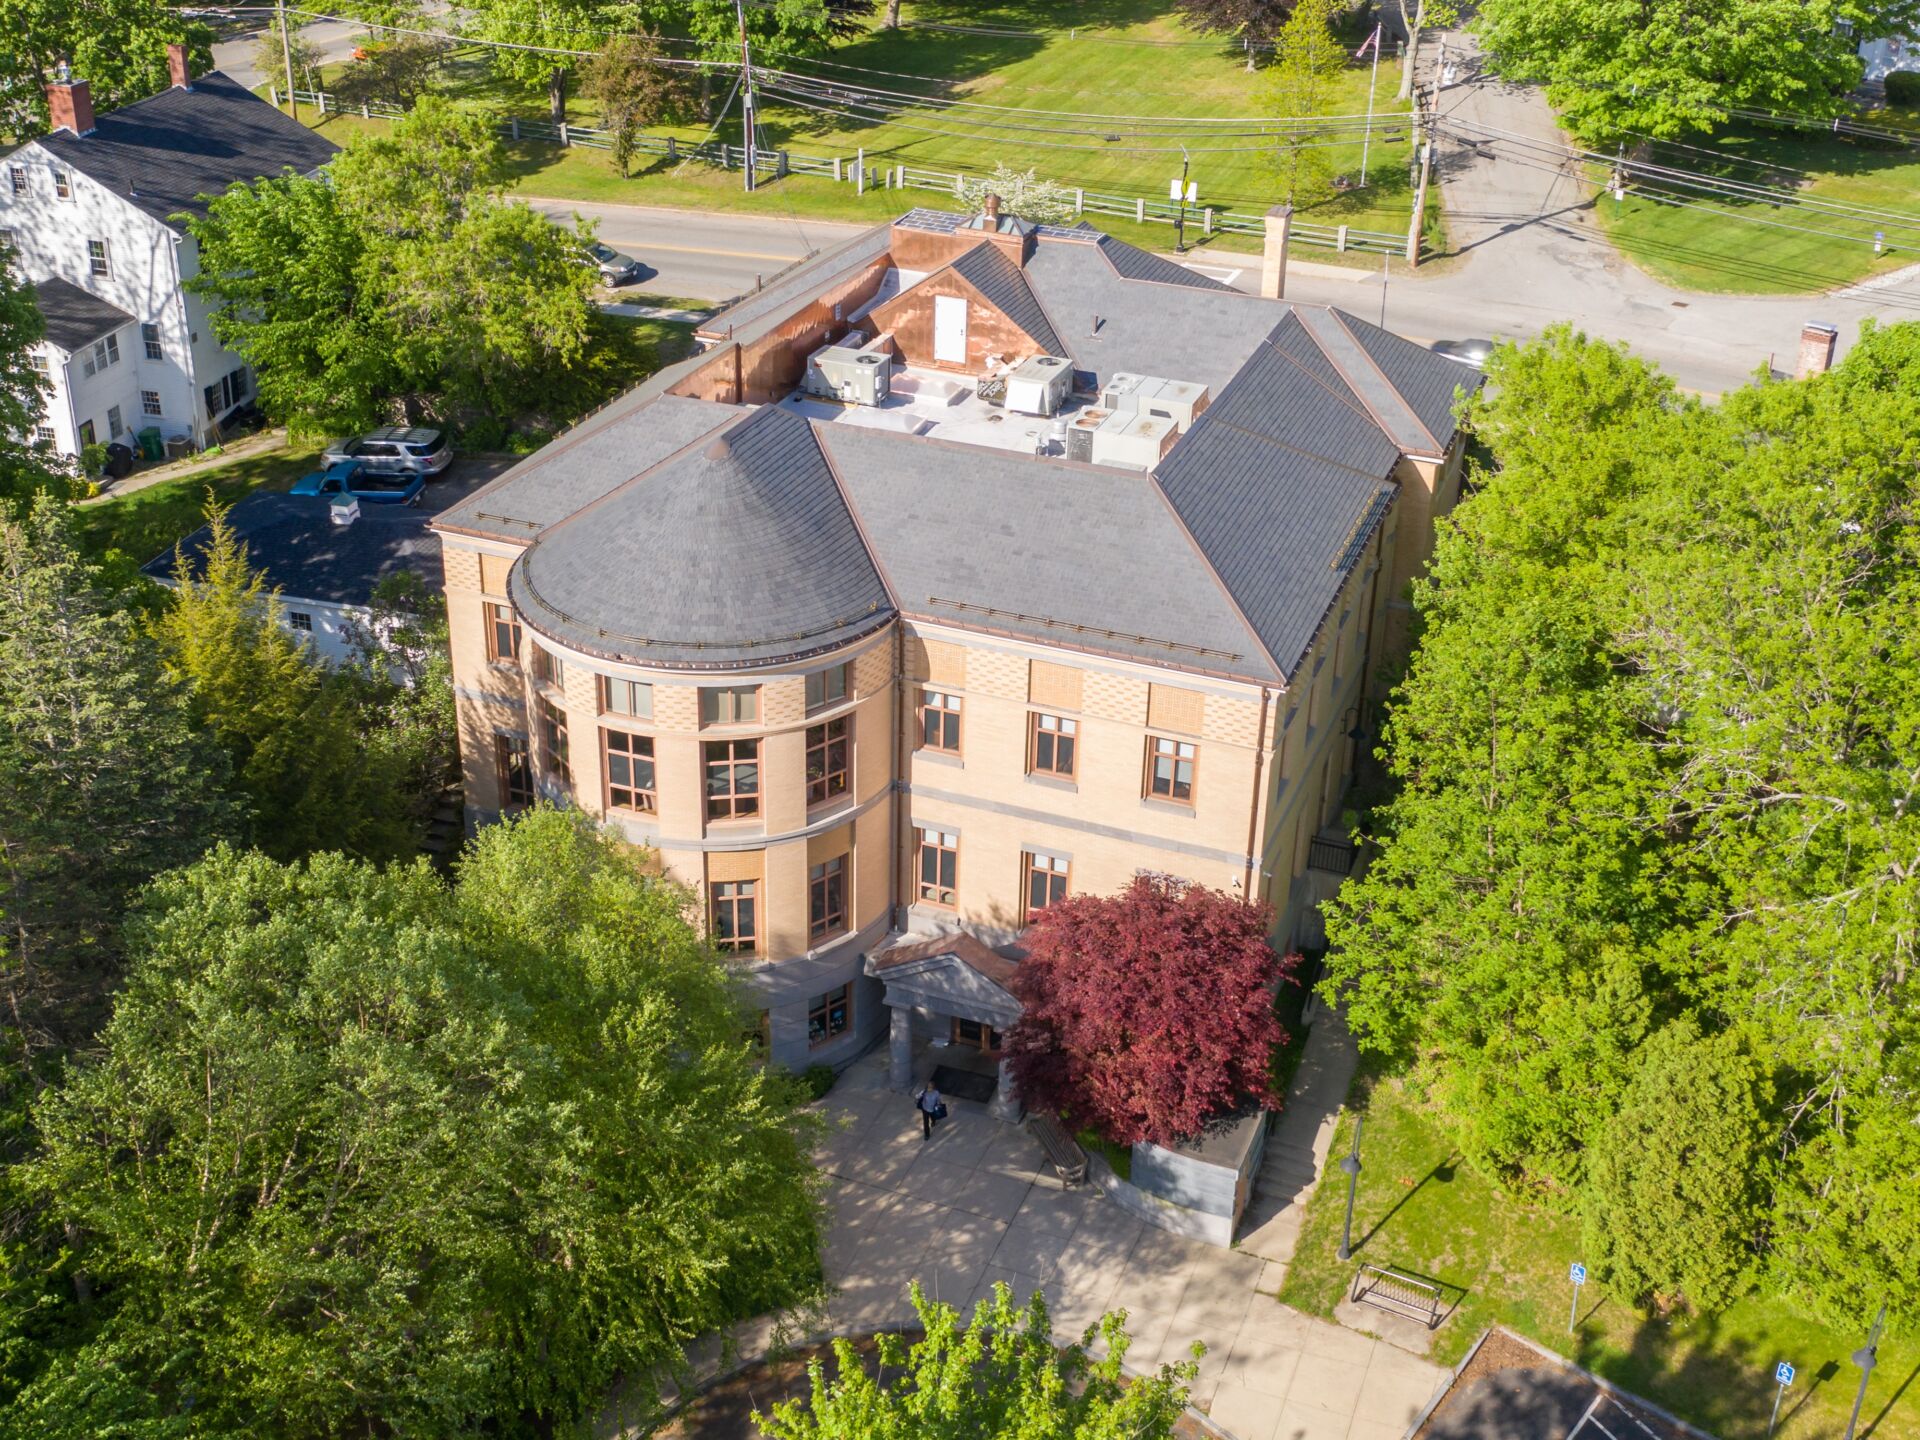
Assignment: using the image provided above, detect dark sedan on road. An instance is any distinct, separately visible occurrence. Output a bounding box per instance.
[590,241,647,286]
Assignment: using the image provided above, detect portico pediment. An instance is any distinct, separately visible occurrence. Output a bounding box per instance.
[865,932,1024,1030]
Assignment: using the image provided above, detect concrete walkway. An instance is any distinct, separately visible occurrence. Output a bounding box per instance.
[803,1049,1445,1440]
[1236,1004,1360,1284]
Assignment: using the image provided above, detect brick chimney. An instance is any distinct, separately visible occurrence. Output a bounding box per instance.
[1260,203,1293,299]
[46,67,95,137]
[1795,321,1838,379]
[167,41,192,90]
[983,192,1001,224]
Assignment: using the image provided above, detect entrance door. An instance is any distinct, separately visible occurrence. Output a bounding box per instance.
[951,1017,1003,1056]
[932,294,969,364]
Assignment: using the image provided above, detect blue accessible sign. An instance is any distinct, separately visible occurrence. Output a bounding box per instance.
[1570,1262,1588,1284]
[1775,1362,1795,1386]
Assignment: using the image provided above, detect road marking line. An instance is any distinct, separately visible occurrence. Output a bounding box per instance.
[606,242,802,262]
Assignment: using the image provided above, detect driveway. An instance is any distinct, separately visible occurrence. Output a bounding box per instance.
[808,1050,1447,1440]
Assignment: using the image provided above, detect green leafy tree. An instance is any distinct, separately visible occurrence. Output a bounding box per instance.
[1473,0,1920,142]
[253,15,323,94]
[12,810,823,1435]
[1392,0,1458,101]
[1582,1022,1771,1311]
[583,32,688,178]
[0,2,212,137]
[760,1282,1198,1440]
[1,250,76,509]
[328,96,509,240]
[1262,0,1346,207]
[1173,0,1293,69]
[332,33,452,110]
[343,571,460,840]
[0,500,234,1069]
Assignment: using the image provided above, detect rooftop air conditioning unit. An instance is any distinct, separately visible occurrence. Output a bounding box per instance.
[1099,371,1150,413]
[1090,411,1178,471]
[1066,407,1110,464]
[806,345,892,406]
[1004,354,1073,416]
[1138,377,1209,433]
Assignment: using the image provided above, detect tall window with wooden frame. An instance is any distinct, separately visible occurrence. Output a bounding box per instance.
[809,855,847,943]
[916,827,958,908]
[700,685,760,726]
[485,602,521,666]
[704,738,760,819]
[600,675,652,719]
[711,880,757,956]
[919,689,962,754]
[530,643,564,689]
[602,730,656,813]
[536,696,570,786]
[805,717,850,805]
[495,733,533,810]
[1022,852,1070,919]
[1145,735,1198,804]
[805,662,849,712]
[808,984,852,1049]
[1027,712,1077,779]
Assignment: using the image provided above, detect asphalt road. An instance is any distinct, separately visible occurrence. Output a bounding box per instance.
[211,15,369,92]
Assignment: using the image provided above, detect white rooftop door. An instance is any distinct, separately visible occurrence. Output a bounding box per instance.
[933,293,968,364]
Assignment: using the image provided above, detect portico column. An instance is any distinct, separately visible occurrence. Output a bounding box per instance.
[989,1056,1023,1123]
[888,1004,914,1091]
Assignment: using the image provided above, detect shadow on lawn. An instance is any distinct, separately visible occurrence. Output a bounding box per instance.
[1581,1310,1813,1440]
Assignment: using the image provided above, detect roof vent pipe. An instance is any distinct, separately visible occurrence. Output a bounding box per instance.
[983,192,1000,223]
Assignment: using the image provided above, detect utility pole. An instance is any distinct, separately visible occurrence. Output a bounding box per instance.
[1172,146,1192,253]
[733,0,756,193]
[1357,23,1382,185]
[1406,84,1434,267]
[277,0,297,121]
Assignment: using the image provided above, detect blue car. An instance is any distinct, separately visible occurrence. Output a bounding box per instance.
[291,459,424,506]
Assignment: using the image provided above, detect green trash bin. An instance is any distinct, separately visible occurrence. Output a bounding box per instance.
[136,426,164,463]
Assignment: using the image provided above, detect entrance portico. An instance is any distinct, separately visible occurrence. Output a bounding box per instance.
[865,932,1025,1123]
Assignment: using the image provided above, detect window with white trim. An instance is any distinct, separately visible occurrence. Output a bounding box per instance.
[288,611,313,632]
[7,167,25,197]
[106,404,123,439]
[141,389,163,417]
[142,323,162,361]
[54,170,72,200]
[86,237,108,275]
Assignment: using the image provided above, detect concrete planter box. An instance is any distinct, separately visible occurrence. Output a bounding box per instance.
[1086,1109,1269,1248]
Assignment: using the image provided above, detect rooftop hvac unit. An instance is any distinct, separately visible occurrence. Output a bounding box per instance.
[1137,377,1209,433]
[1090,411,1178,471]
[1099,371,1150,413]
[1066,407,1111,464]
[804,345,892,406]
[1004,354,1074,416]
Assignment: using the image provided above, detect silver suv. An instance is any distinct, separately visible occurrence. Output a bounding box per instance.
[323,426,452,476]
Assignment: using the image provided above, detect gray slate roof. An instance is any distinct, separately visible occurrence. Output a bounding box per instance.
[510,404,894,669]
[697,224,894,343]
[1154,416,1397,680]
[817,423,1278,681]
[948,242,1064,356]
[434,373,736,539]
[1290,306,1443,454]
[1093,233,1235,290]
[145,491,442,606]
[1204,323,1402,479]
[30,276,133,353]
[35,71,338,229]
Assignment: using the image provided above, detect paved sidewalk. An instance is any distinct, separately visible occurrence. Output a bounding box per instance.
[804,1050,1446,1440]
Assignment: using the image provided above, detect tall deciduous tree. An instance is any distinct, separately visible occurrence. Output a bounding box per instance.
[12,810,823,1436]
[583,32,688,178]
[0,1,212,137]
[0,500,233,1069]
[253,15,322,94]
[1473,0,1918,142]
[957,163,1076,226]
[1392,0,1457,101]
[1007,876,1289,1148]
[761,1282,1199,1440]
[1,250,75,509]
[1173,0,1294,69]
[1324,321,1920,1326]
[1261,0,1346,207]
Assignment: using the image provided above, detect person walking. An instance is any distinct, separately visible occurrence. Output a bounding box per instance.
[916,1082,945,1140]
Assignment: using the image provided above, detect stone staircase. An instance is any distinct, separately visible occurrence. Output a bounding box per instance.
[1236,1005,1359,1278]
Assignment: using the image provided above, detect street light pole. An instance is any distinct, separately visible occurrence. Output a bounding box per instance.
[1844,1305,1885,1440]
[1336,1116,1363,1261]
[1173,147,1191,253]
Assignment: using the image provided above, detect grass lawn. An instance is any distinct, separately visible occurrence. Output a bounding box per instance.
[1592,120,1920,294]
[282,0,1440,266]
[1278,1070,1920,1440]
[75,442,319,566]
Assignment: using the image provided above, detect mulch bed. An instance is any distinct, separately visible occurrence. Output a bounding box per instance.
[1417,1328,1697,1440]
[657,1331,1221,1439]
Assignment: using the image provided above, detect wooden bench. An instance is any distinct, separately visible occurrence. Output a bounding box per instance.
[1028,1113,1089,1187]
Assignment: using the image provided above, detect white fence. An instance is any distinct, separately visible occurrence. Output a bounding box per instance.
[275,86,1406,257]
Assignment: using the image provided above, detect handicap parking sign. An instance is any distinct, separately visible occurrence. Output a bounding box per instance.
[1776,1362,1795,1387]
[1569,1262,1587,1284]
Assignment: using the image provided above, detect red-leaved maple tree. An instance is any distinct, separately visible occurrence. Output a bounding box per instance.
[1006,875,1294,1148]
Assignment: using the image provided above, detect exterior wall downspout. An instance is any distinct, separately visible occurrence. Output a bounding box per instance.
[1243,684,1273,905]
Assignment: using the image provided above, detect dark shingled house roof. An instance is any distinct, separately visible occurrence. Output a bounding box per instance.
[509,404,895,669]
[33,70,338,228]
[30,276,134,353]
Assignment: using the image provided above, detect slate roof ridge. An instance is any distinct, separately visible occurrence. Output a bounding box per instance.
[808,420,899,612]
[1258,313,1384,431]
[1090,234,1237,292]
[1200,402,1396,483]
[1142,456,1290,684]
[1326,306,1445,452]
[1297,306,1443,455]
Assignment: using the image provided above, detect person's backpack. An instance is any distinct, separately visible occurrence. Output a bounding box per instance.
[934,1100,949,1121]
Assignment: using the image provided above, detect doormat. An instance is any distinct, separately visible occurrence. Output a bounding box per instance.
[930,1064,998,1105]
